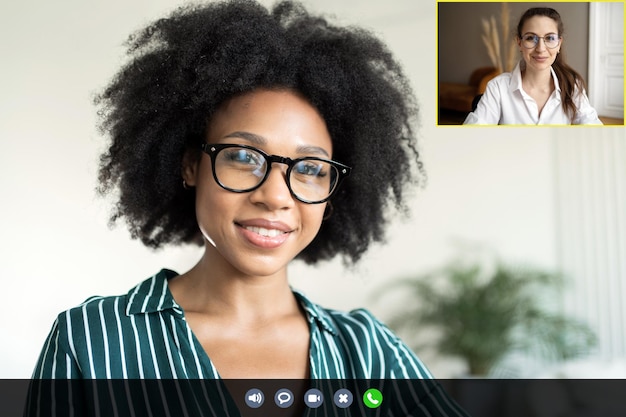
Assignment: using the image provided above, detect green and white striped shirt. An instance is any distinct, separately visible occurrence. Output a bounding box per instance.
[28,269,468,416]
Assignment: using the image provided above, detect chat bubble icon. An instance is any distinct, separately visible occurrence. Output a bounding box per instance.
[274,389,294,408]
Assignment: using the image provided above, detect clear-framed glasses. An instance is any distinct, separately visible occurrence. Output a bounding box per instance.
[200,143,352,204]
[520,33,561,49]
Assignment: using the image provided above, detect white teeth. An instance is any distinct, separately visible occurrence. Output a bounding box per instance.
[245,226,286,237]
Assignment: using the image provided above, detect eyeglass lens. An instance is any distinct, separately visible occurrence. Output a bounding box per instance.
[214,146,339,202]
[521,33,560,49]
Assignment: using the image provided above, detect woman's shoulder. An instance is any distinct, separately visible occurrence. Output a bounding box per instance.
[486,61,525,90]
[293,290,432,378]
[54,294,125,328]
[485,70,514,89]
[33,270,185,379]
[324,307,416,361]
[326,306,392,336]
[59,269,177,317]
[293,291,391,338]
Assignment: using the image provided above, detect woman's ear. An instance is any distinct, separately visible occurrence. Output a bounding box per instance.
[181,149,200,187]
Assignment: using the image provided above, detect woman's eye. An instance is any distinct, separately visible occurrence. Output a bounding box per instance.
[295,162,326,177]
[546,34,558,42]
[225,149,261,165]
[524,35,537,42]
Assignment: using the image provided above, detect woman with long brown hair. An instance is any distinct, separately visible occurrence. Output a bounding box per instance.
[465,7,602,125]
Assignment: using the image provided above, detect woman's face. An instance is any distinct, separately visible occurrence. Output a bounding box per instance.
[185,89,331,278]
[517,15,561,73]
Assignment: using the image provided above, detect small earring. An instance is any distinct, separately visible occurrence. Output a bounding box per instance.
[323,201,334,221]
[183,180,190,190]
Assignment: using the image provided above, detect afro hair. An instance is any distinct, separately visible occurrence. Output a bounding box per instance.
[96,0,423,265]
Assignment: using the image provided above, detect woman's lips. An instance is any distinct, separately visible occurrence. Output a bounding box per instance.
[236,219,293,249]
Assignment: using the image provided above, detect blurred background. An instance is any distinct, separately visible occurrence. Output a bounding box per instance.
[1,0,625,379]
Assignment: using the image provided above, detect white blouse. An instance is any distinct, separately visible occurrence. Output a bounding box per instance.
[464,61,603,125]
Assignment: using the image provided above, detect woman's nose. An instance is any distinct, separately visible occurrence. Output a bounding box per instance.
[248,164,295,210]
[535,38,547,51]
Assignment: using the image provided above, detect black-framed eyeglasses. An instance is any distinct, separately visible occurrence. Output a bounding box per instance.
[200,143,352,204]
[520,33,561,49]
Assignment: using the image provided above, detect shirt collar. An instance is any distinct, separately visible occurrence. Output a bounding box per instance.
[509,60,562,95]
[125,270,338,336]
[291,290,338,335]
[126,269,182,316]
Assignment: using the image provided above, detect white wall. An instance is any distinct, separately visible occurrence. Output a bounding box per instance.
[1,0,621,378]
[554,130,626,362]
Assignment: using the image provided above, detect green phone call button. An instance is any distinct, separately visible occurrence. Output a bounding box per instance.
[363,388,383,408]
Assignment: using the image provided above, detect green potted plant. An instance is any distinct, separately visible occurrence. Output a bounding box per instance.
[382,257,597,376]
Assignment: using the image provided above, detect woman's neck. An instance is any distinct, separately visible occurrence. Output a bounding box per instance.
[168,247,311,380]
[522,65,553,92]
[169,247,298,323]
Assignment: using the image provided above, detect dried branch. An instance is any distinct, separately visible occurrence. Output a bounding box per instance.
[481,3,519,73]
[491,16,502,72]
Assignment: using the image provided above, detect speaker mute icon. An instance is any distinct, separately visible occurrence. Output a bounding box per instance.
[245,389,265,408]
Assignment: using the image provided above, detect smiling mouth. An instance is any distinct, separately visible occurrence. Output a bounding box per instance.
[243,226,287,238]
[236,223,292,249]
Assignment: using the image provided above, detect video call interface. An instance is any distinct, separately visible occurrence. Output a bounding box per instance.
[3,0,625,417]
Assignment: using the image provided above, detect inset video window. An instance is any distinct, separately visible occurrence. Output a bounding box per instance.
[437,1,624,126]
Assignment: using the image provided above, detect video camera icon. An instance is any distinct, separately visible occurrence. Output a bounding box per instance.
[303,388,324,408]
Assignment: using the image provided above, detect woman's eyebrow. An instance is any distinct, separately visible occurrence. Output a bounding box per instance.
[296,145,330,158]
[224,131,266,145]
[223,131,330,157]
